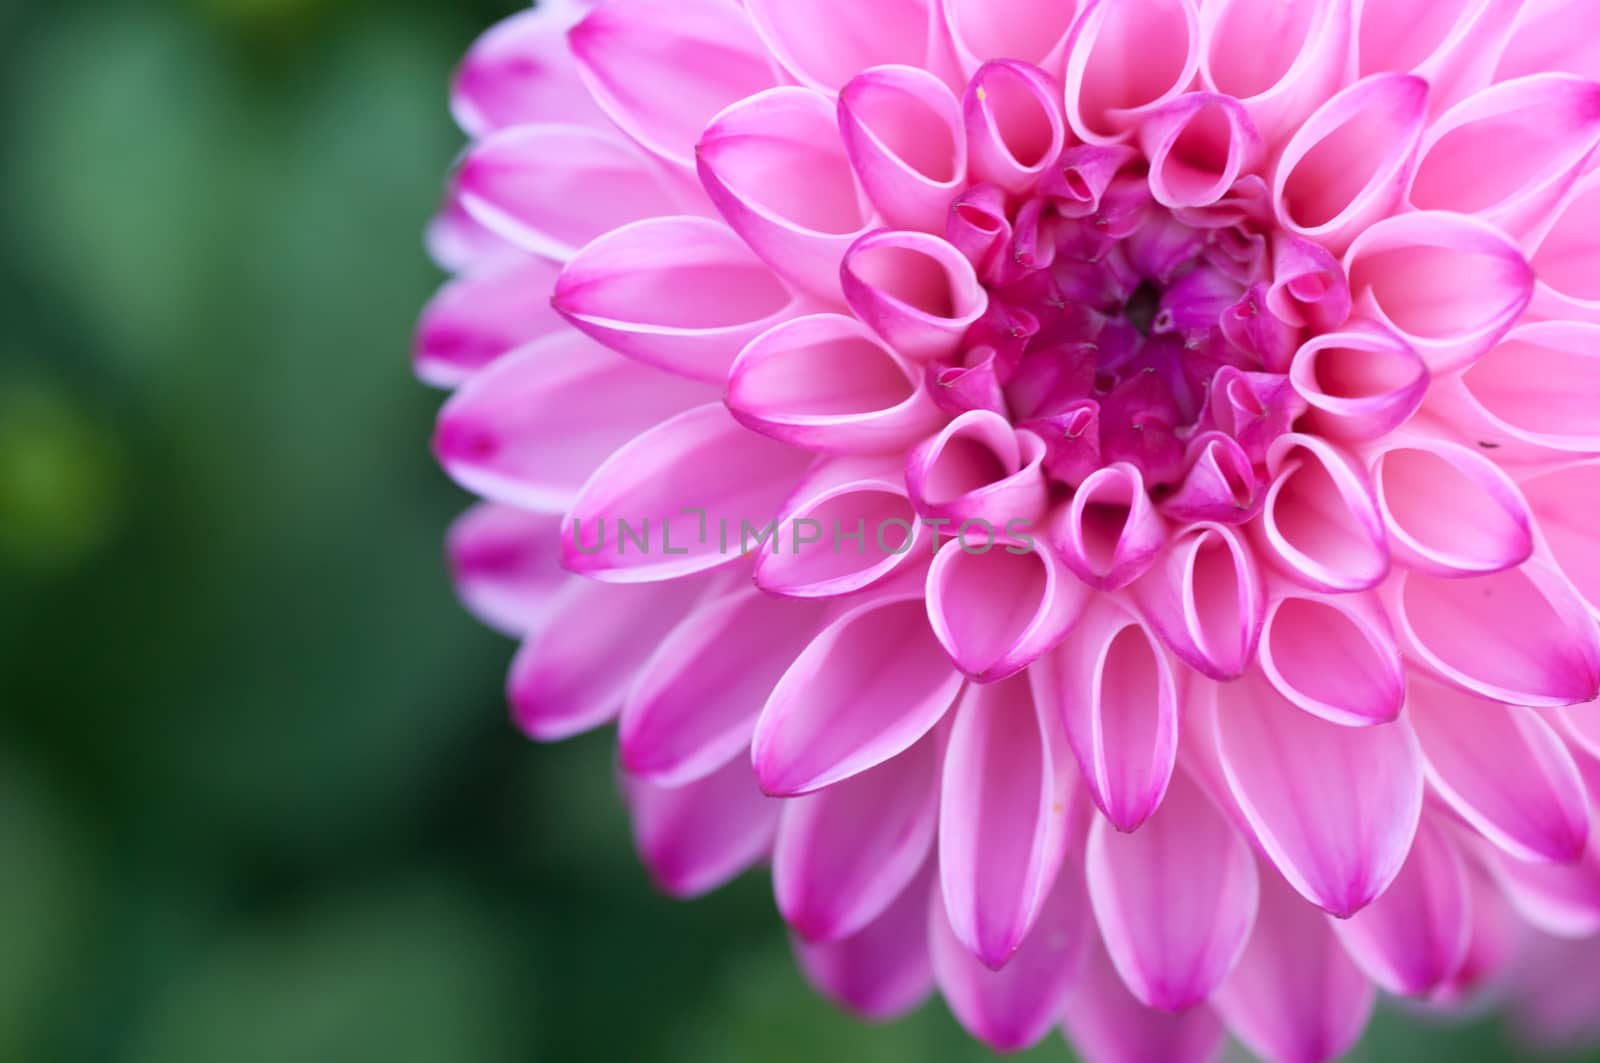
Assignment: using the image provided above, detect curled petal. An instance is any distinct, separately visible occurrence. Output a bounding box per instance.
[1049,463,1168,591]
[1521,461,1600,611]
[446,504,566,638]
[1267,233,1351,332]
[944,183,1012,278]
[838,65,967,233]
[1214,868,1376,1063]
[775,736,940,942]
[1407,678,1590,864]
[553,216,802,382]
[569,0,773,166]
[1271,73,1429,253]
[1332,816,1471,997]
[561,404,812,582]
[510,576,709,741]
[1430,321,1600,462]
[1289,326,1429,442]
[1386,561,1600,708]
[450,3,604,136]
[1202,668,1424,917]
[624,755,777,899]
[456,124,685,261]
[1035,597,1178,831]
[905,410,1049,526]
[1062,939,1227,1063]
[1205,368,1307,465]
[1130,522,1265,681]
[927,538,1087,681]
[1355,0,1528,108]
[728,314,941,454]
[931,856,1092,1052]
[793,860,935,1021]
[1369,435,1533,576]
[698,87,874,300]
[744,0,934,93]
[415,256,563,388]
[1160,433,1262,525]
[1139,94,1264,209]
[841,229,988,361]
[963,60,1068,194]
[1527,169,1600,324]
[436,334,714,513]
[1062,0,1201,144]
[1198,0,1352,145]
[620,587,828,787]
[939,674,1075,969]
[1256,434,1389,593]
[940,0,1078,76]
[1344,210,1534,374]
[752,591,964,795]
[1259,589,1404,727]
[1040,143,1142,218]
[1410,74,1600,238]
[755,456,924,598]
[1087,768,1258,1011]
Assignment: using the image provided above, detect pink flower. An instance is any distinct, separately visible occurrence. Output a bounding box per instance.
[419,1,1600,1059]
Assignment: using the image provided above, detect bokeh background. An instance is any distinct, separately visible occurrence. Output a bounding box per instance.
[0,1,1593,1060]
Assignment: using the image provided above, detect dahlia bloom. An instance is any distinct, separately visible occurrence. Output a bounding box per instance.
[418,0,1600,1058]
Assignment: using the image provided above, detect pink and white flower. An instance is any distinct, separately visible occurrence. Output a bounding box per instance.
[419,1,1600,1059]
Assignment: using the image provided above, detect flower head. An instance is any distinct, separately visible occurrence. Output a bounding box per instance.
[420,1,1600,1059]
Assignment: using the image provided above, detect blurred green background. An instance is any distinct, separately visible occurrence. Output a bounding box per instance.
[0,1,1592,1060]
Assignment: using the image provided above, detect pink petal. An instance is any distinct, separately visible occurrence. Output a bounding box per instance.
[1201,667,1424,917]
[840,228,988,362]
[1062,0,1201,144]
[1407,677,1590,864]
[1049,463,1169,591]
[837,65,968,234]
[1130,522,1266,681]
[1062,939,1227,1063]
[1160,433,1262,525]
[1521,460,1600,612]
[1495,0,1600,83]
[1410,73,1600,238]
[963,60,1068,194]
[450,3,605,137]
[926,538,1087,681]
[446,503,566,638]
[1369,435,1533,576]
[568,0,774,167]
[1213,865,1377,1063]
[726,313,941,455]
[754,456,925,598]
[1035,596,1180,831]
[1435,857,1520,1004]
[1485,814,1600,938]
[1258,589,1404,727]
[624,754,777,899]
[1139,93,1264,209]
[553,216,803,382]
[1197,0,1352,146]
[1267,232,1352,333]
[793,860,936,1021]
[775,735,940,941]
[561,403,812,582]
[436,333,714,513]
[1271,73,1429,253]
[697,87,874,300]
[456,124,687,261]
[1086,768,1259,1010]
[1343,210,1534,374]
[939,0,1079,76]
[752,590,964,795]
[415,256,563,388]
[1288,325,1429,442]
[1355,0,1527,109]
[1503,928,1600,1052]
[931,855,1092,1051]
[904,410,1049,526]
[1255,434,1390,594]
[1527,169,1600,324]
[938,673,1075,969]
[1332,815,1471,997]
[619,586,828,787]
[1386,561,1600,709]
[509,576,709,741]
[744,0,935,93]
